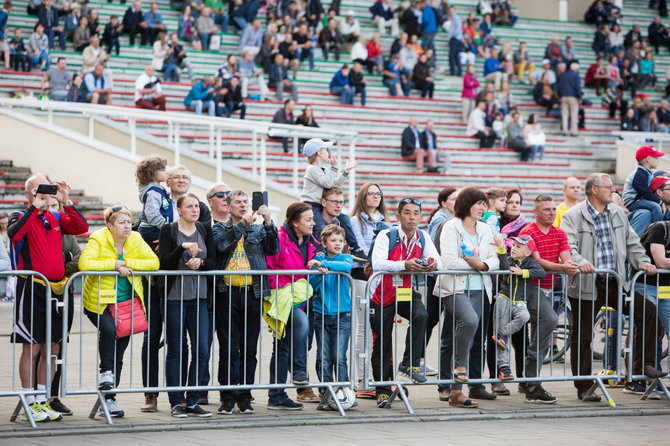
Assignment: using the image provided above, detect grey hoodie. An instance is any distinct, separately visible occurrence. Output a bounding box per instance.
[138,182,178,228]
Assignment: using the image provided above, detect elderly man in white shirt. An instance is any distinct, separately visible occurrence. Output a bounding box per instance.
[466,100,496,148]
[135,65,166,110]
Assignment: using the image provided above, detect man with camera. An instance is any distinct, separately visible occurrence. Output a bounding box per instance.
[8,175,88,422]
[212,190,279,415]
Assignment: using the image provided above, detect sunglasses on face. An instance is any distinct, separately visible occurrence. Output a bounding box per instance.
[208,190,231,199]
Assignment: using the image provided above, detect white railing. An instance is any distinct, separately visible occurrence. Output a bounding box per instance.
[613,131,670,152]
[0,98,358,204]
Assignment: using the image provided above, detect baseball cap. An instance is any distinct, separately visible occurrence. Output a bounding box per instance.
[635,145,665,162]
[542,58,550,65]
[346,9,355,16]
[511,235,537,252]
[650,175,670,192]
[303,138,334,157]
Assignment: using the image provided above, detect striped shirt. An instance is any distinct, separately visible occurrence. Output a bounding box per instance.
[585,200,615,272]
[519,223,570,289]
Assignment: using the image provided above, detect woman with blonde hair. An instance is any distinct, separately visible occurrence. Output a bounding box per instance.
[79,205,160,418]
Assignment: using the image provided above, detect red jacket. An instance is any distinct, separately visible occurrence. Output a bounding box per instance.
[367,39,382,59]
[266,224,320,290]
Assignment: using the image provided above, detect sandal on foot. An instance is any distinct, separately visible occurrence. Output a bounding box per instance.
[449,392,478,408]
[454,372,469,384]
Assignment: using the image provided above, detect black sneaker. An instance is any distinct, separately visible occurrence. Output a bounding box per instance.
[397,364,427,383]
[237,398,255,414]
[518,382,528,394]
[186,404,212,417]
[377,393,390,408]
[198,392,209,405]
[267,399,304,410]
[623,380,646,395]
[525,385,557,404]
[217,398,235,415]
[49,398,73,416]
[171,405,187,418]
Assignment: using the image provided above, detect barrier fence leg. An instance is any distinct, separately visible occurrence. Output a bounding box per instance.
[389,382,414,415]
[11,395,36,428]
[641,378,670,401]
[90,391,114,425]
[323,385,347,417]
[582,378,615,407]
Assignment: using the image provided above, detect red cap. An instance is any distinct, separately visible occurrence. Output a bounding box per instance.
[636,145,665,162]
[511,235,537,253]
[650,176,670,192]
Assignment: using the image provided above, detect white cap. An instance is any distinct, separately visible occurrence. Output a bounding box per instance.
[303,138,334,157]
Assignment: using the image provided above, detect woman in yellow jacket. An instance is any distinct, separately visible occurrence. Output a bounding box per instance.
[79,205,159,418]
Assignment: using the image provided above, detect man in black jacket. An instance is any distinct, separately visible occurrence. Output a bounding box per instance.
[348,61,367,106]
[268,53,298,102]
[122,0,148,46]
[38,0,65,50]
[401,117,438,173]
[213,190,279,415]
[272,99,295,153]
[217,76,246,119]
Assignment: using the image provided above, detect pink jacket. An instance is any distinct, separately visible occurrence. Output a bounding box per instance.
[461,72,480,99]
[266,224,320,289]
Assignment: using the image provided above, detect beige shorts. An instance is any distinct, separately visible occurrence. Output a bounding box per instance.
[0,39,8,52]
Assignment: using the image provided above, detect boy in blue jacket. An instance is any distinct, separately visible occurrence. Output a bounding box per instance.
[623,145,665,223]
[309,224,353,396]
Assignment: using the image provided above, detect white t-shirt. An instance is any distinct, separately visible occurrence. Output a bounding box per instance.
[134,72,162,102]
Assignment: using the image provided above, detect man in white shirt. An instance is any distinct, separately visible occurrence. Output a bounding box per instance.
[466,101,496,148]
[135,65,166,110]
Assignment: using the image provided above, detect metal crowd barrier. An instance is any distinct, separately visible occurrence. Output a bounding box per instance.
[1,270,54,428]
[61,269,356,424]
[362,269,624,413]
[628,270,670,401]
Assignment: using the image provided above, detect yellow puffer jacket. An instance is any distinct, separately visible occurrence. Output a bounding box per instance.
[79,228,160,315]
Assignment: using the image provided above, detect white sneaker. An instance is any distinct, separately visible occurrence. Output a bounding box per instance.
[101,399,125,418]
[39,401,63,421]
[420,360,438,377]
[648,389,661,400]
[21,402,49,423]
[99,370,115,391]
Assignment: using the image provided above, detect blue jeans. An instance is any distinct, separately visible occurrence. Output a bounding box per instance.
[295,46,315,70]
[233,16,247,31]
[165,298,209,408]
[164,63,178,81]
[330,85,354,104]
[530,144,545,161]
[212,12,229,33]
[268,305,309,403]
[421,32,436,52]
[314,312,351,386]
[32,49,49,69]
[627,199,664,224]
[189,100,215,116]
[628,209,652,236]
[355,86,366,106]
[45,27,66,50]
[200,32,211,50]
[449,38,463,75]
[634,283,670,370]
[107,37,120,55]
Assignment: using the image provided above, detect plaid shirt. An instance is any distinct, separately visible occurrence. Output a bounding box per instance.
[585,200,615,271]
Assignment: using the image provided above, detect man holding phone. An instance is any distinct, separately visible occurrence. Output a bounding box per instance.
[8,175,88,422]
[368,197,441,408]
[212,190,279,415]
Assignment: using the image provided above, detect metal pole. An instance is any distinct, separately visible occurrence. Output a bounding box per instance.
[88,115,94,141]
[216,127,222,183]
[47,108,53,127]
[348,137,356,213]
[174,123,181,166]
[252,130,258,178]
[260,132,267,191]
[129,117,136,156]
[293,137,299,194]
[168,120,173,149]
[209,124,214,159]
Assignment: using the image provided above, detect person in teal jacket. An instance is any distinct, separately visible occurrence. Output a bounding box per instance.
[184,75,215,115]
[309,224,352,391]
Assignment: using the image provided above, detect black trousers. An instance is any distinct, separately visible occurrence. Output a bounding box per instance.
[370,291,428,397]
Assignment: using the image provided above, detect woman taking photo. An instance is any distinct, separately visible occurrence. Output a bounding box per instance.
[159,193,216,418]
[265,202,321,409]
[427,188,458,240]
[349,183,390,386]
[435,187,499,408]
[79,205,160,418]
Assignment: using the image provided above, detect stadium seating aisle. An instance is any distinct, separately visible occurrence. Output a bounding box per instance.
[0,0,663,231]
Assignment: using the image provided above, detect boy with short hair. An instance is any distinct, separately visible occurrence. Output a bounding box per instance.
[309,224,353,403]
[492,235,545,381]
[623,145,666,223]
[299,138,362,255]
[103,15,122,56]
